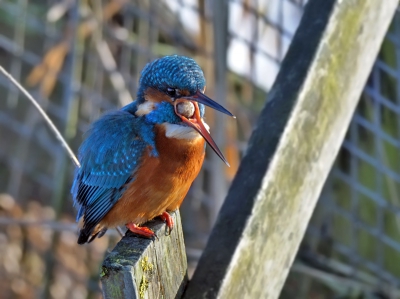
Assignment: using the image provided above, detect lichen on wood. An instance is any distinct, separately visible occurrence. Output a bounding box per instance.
[101,211,187,299]
[184,0,398,298]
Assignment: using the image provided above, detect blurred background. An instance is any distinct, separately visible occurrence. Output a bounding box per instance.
[0,0,399,298]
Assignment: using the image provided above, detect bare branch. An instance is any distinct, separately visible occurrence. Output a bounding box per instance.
[0,65,80,168]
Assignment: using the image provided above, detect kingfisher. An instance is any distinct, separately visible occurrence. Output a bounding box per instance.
[71,55,234,244]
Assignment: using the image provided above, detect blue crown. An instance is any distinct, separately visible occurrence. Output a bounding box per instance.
[137,55,206,100]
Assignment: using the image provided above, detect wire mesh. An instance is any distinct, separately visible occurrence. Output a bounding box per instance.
[0,0,399,298]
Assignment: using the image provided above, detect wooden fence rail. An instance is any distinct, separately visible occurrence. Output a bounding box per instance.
[101,211,187,299]
[100,0,398,298]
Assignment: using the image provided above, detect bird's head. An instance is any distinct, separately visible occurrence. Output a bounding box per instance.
[134,55,234,166]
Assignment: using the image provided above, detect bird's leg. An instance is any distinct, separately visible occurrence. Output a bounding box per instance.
[160,211,174,235]
[126,223,155,238]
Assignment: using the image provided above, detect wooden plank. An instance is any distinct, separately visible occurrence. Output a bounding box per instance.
[101,211,187,299]
[183,0,398,298]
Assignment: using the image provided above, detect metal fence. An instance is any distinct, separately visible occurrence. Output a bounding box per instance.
[0,0,398,298]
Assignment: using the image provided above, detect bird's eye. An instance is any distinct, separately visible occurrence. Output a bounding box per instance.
[167,88,175,96]
[167,88,180,98]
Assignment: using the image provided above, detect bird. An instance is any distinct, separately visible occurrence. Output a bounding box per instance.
[71,55,234,244]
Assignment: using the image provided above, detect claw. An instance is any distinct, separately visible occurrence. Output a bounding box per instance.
[160,212,174,235]
[126,223,156,239]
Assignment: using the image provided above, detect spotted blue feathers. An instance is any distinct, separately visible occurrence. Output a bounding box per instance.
[137,55,206,101]
[145,101,181,124]
[72,55,209,243]
[72,102,156,236]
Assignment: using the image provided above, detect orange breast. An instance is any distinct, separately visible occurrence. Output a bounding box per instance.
[99,124,205,228]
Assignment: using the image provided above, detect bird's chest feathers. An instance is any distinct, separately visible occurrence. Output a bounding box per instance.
[153,123,205,170]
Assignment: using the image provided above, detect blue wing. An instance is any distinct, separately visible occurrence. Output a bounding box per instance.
[71,103,156,241]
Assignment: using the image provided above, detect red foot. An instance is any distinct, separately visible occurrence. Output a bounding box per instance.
[126,223,155,238]
[160,212,174,234]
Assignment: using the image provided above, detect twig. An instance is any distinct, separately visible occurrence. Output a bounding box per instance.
[0,66,132,240]
[0,217,78,231]
[0,65,80,168]
[0,217,121,237]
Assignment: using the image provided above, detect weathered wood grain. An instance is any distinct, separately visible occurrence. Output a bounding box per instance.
[183,0,398,298]
[101,211,187,299]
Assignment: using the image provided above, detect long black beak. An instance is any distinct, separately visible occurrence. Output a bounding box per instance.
[181,90,235,118]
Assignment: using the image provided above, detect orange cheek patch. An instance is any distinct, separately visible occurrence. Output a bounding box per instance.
[179,89,190,96]
[144,87,173,103]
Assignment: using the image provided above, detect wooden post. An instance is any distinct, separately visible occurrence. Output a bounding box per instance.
[101,211,187,299]
[183,0,398,298]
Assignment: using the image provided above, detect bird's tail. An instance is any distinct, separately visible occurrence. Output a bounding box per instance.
[77,227,108,244]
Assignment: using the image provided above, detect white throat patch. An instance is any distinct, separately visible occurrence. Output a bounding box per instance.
[163,123,209,140]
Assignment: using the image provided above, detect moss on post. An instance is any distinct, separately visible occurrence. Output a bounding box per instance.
[184,0,398,298]
[101,211,187,299]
